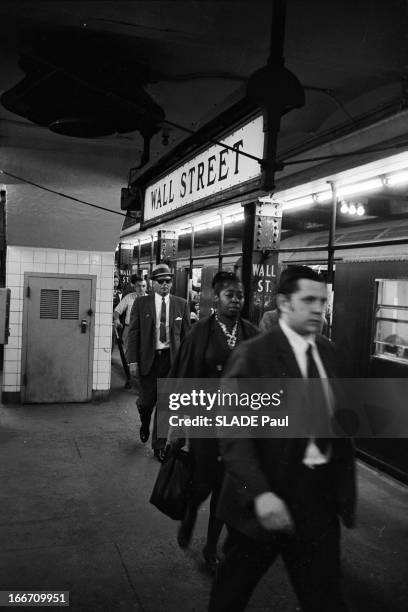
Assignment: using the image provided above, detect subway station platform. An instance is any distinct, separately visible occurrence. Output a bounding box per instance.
[0,354,407,611]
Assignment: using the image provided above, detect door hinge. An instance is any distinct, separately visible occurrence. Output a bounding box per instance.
[26,285,31,298]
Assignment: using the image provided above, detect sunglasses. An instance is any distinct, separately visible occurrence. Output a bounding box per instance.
[156,278,172,285]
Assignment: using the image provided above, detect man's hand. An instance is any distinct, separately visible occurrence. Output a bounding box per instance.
[254,491,294,533]
[129,362,139,377]
[113,319,122,330]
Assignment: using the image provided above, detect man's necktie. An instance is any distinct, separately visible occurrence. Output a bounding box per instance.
[159,297,167,343]
[306,344,329,452]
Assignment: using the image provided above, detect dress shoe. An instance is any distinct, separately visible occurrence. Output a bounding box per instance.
[139,424,150,444]
[153,448,166,463]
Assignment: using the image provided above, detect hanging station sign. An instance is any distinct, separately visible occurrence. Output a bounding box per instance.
[143,115,264,224]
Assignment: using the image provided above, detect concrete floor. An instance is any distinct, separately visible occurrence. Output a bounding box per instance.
[0,354,407,611]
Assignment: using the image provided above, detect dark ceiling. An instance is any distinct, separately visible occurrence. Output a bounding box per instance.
[1,0,408,163]
[1,1,408,244]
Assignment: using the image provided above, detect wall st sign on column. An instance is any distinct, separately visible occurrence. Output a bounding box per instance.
[143,116,263,223]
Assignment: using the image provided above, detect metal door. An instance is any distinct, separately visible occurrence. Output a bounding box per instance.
[22,274,95,403]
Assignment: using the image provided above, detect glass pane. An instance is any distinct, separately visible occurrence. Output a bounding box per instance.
[374,319,408,361]
[377,279,408,307]
[377,307,408,322]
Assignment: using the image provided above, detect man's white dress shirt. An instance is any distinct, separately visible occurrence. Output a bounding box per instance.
[279,319,332,467]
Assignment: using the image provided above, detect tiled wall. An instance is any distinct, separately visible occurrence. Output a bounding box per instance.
[3,246,115,396]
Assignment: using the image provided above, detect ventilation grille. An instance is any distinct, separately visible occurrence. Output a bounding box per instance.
[40,289,59,319]
[61,290,80,319]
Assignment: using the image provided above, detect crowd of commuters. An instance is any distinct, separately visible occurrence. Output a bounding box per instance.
[112,264,356,611]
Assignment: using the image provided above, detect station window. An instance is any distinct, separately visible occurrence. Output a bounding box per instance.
[373,279,408,363]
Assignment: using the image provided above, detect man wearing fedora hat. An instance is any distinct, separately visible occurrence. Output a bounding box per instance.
[127,263,190,460]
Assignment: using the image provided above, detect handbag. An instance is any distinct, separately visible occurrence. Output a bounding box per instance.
[150,448,193,520]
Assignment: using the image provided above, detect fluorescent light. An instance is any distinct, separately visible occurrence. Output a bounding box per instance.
[385,171,408,187]
[337,178,383,198]
[315,190,332,202]
[283,195,314,211]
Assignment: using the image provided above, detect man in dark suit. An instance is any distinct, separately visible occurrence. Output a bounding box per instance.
[127,264,190,460]
[209,266,356,612]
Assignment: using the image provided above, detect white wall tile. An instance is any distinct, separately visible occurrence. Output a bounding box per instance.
[33,250,46,263]
[10,287,22,301]
[21,250,34,263]
[89,265,101,276]
[7,247,21,262]
[4,372,19,386]
[97,359,111,373]
[99,324,112,338]
[33,262,46,272]
[101,253,114,266]
[5,348,19,361]
[45,250,59,263]
[90,254,101,265]
[9,311,22,325]
[65,252,78,265]
[6,335,20,349]
[45,263,59,273]
[99,301,113,314]
[8,274,21,287]
[99,313,112,328]
[10,299,22,312]
[77,252,90,265]
[64,264,77,274]
[101,265,114,279]
[3,358,19,374]
[7,261,20,275]
[3,385,19,392]
[100,289,112,303]
[9,325,22,340]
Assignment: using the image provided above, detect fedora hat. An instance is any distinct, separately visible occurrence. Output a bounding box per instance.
[151,263,174,279]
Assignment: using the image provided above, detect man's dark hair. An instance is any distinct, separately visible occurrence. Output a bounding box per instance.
[212,271,241,295]
[277,265,325,297]
[131,273,143,284]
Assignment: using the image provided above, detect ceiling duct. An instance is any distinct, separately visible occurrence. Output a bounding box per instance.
[1,26,165,139]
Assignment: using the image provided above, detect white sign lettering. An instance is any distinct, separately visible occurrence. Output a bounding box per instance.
[143,116,263,222]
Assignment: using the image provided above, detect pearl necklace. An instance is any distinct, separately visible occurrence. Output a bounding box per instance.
[215,313,238,350]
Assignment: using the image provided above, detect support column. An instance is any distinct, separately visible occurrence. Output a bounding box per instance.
[118,242,133,284]
[241,201,282,324]
[156,230,178,287]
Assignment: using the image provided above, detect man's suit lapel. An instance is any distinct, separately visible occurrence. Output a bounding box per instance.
[169,296,175,347]
[272,327,308,466]
[273,327,303,379]
[169,295,174,323]
[315,336,336,377]
[148,294,156,346]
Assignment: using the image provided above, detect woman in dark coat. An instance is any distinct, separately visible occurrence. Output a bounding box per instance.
[168,271,259,571]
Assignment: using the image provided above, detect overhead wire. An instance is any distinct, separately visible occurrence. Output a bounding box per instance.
[0,169,130,218]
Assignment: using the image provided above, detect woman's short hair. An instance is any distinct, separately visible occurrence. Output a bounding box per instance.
[212,271,241,295]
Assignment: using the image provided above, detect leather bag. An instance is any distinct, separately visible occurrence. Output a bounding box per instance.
[150,449,193,520]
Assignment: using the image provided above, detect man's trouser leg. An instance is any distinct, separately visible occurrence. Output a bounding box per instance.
[208,528,279,612]
[138,350,171,449]
[281,464,349,612]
